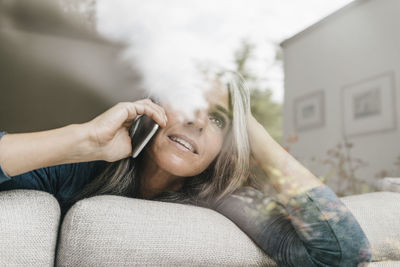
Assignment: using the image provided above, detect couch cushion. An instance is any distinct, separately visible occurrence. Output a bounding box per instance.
[57,195,276,266]
[0,189,60,266]
[341,191,400,262]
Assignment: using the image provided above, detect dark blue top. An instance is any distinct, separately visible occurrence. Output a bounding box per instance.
[0,131,372,266]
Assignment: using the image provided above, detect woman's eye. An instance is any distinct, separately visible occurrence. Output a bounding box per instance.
[209,113,226,129]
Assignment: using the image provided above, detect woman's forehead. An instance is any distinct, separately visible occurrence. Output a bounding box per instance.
[205,82,230,111]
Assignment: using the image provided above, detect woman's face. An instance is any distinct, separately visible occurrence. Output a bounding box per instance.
[146,86,231,177]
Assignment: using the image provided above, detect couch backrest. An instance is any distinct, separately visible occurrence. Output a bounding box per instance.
[2,189,399,266]
[56,195,276,266]
[0,190,60,266]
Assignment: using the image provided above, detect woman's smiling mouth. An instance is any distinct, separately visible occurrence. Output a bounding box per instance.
[168,134,198,154]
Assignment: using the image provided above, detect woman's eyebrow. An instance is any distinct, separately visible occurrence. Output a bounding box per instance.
[216,105,232,119]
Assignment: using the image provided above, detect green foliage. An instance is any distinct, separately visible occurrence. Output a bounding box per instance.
[233,40,282,143]
[250,89,282,143]
[234,41,255,80]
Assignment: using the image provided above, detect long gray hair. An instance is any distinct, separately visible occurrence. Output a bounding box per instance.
[69,72,254,209]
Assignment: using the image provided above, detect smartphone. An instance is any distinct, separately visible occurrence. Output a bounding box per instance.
[130,115,160,158]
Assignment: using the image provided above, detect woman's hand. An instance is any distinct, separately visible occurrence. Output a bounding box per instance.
[83,99,167,162]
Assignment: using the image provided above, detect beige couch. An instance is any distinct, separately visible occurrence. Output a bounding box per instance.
[0,189,399,266]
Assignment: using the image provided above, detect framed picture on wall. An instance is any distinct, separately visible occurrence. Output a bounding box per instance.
[342,71,397,138]
[294,90,325,132]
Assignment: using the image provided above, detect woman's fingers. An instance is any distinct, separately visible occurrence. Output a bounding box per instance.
[84,98,167,162]
[137,99,167,127]
[123,99,167,127]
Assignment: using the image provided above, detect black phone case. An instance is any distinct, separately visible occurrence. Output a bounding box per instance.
[130,115,159,158]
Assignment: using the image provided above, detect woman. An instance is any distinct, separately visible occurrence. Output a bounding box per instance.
[0,72,371,266]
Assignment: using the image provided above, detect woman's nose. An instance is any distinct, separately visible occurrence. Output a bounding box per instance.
[186,110,208,132]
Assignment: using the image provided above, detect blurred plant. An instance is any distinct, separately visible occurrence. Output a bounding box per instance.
[282,132,372,196]
[283,134,298,153]
[375,154,400,179]
[318,138,375,196]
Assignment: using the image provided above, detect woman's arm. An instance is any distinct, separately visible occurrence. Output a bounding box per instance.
[246,114,322,205]
[0,126,94,177]
[214,185,372,266]
[0,99,167,178]
[213,114,372,266]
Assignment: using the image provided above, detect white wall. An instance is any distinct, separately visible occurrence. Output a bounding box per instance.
[281,0,400,194]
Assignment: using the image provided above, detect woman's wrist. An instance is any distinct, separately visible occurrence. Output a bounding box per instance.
[247,114,273,164]
[66,123,104,163]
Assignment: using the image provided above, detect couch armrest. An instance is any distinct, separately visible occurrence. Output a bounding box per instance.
[378,178,400,193]
[341,191,400,262]
[57,195,277,266]
[0,189,60,266]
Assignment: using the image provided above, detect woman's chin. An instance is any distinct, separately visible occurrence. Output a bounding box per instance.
[155,152,201,177]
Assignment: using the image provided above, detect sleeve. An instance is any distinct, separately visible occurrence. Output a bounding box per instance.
[0,130,107,201]
[213,185,372,267]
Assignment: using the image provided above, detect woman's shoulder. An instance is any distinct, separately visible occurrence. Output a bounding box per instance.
[58,160,109,177]
[54,160,110,192]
